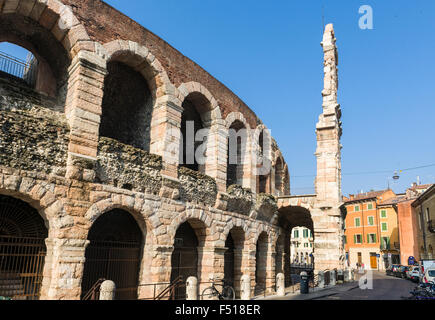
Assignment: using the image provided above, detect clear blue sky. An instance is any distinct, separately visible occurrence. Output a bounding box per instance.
[3,0,435,196]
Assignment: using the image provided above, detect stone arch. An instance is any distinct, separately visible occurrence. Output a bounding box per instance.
[274,153,285,196]
[0,174,69,236]
[225,112,253,190]
[102,40,173,101]
[82,196,157,300]
[84,196,158,245]
[0,173,69,300]
[0,0,93,57]
[0,0,92,108]
[177,82,222,174]
[254,124,273,194]
[178,81,222,123]
[168,209,213,246]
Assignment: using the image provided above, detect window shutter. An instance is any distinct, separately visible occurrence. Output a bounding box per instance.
[354,235,357,244]
[367,234,370,243]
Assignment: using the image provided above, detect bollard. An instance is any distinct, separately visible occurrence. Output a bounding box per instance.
[330,270,337,286]
[100,280,116,300]
[337,269,344,284]
[241,275,251,300]
[300,272,309,294]
[318,271,325,289]
[351,269,355,281]
[186,277,198,300]
[344,269,350,283]
[276,273,285,296]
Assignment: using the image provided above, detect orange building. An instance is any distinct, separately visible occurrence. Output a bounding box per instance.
[344,190,396,270]
[397,184,434,265]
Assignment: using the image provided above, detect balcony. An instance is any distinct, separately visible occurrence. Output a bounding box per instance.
[0,51,37,88]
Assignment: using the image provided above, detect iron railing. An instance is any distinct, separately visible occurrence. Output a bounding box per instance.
[0,51,37,87]
[0,236,46,300]
[81,240,142,301]
[82,278,106,300]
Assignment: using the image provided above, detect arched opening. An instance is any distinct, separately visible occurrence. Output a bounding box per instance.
[100,60,153,151]
[0,14,70,109]
[0,195,48,300]
[283,170,290,195]
[224,233,235,285]
[171,220,204,300]
[278,206,315,287]
[179,93,211,172]
[81,209,143,300]
[275,157,284,196]
[255,232,268,295]
[224,227,245,298]
[227,120,246,188]
[257,130,270,194]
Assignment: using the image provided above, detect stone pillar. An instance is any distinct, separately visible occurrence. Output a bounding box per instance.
[65,50,106,180]
[276,273,285,296]
[241,275,251,300]
[318,271,325,289]
[150,96,183,179]
[204,119,228,192]
[197,246,226,295]
[330,270,337,286]
[313,23,345,272]
[233,248,244,299]
[41,238,89,300]
[100,280,116,300]
[138,245,174,300]
[186,277,198,300]
[337,269,344,284]
[344,269,350,283]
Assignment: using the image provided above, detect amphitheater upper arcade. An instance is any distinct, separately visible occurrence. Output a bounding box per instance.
[0,0,345,300]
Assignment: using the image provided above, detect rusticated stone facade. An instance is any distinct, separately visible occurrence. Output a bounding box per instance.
[0,0,344,300]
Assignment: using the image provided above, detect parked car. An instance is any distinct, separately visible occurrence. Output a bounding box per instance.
[420,260,435,282]
[391,265,402,277]
[407,266,421,282]
[397,266,409,279]
[386,266,393,276]
[422,268,435,284]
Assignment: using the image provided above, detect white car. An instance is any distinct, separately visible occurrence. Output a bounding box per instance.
[422,268,435,284]
[407,266,421,282]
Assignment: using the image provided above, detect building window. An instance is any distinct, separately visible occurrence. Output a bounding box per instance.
[368,203,373,210]
[355,205,360,212]
[304,243,309,248]
[419,213,423,230]
[381,223,388,232]
[427,208,430,222]
[355,218,361,227]
[354,234,362,244]
[310,243,313,248]
[381,210,387,218]
[368,216,374,226]
[382,237,390,250]
[367,233,377,244]
[303,229,309,238]
[294,230,299,238]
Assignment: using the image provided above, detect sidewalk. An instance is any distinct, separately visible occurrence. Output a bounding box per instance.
[256,280,360,300]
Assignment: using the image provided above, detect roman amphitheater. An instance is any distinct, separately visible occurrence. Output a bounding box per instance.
[0,0,345,300]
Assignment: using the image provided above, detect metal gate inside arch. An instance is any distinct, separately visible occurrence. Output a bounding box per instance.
[81,209,143,300]
[0,195,47,300]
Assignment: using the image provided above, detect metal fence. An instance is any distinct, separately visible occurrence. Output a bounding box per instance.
[0,236,46,300]
[0,51,37,87]
[81,240,141,300]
